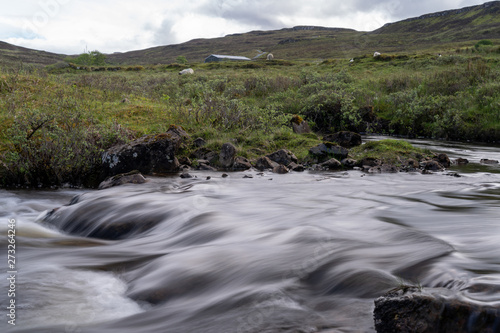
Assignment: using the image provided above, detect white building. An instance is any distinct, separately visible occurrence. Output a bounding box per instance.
[204,54,251,63]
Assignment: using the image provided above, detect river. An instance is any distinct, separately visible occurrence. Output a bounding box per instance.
[1,138,499,332]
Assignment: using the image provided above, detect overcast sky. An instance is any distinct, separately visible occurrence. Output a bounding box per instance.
[0,0,490,55]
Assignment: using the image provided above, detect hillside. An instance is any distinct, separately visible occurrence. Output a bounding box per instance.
[93,1,500,64]
[372,1,500,46]
[1,1,500,67]
[106,27,362,65]
[0,41,64,68]
[374,1,500,37]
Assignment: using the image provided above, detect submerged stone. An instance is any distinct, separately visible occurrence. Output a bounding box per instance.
[374,287,500,333]
[98,171,146,190]
[480,159,499,164]
[433,153,451,168]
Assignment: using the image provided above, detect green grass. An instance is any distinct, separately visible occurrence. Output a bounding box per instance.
[350,139,430,165]
[2,44,500,187]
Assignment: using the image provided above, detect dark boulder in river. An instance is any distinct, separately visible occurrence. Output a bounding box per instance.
[320,158,342,170]
[254,156,279,171]
[374,287,500,333]
[421,160,444,171]
[480,158,499,165]
[232,156,252,171]
[323,131,362,148]
[309,143,349,162]
[101,125,189,178]
[272,164,289,174]
[98,170,147,190]
[219,142,237,168]
[266,149,298,166]
[433,153,451,168]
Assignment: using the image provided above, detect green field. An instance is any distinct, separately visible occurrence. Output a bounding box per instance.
[1,45,500,187]
[1,2,500,187]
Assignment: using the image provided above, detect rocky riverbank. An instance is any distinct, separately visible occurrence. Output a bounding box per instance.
[96,126,467,189]
[4,123,493,189]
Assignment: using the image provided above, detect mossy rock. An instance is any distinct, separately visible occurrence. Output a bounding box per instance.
[291,115,304,125]
[350,139,431,166]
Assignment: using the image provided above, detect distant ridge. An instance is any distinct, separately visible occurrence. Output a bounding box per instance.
[374,0,500,36]
[392,1,498,23]
[0,41,64,68]
[107,0,500,65]
[281,26,356,32]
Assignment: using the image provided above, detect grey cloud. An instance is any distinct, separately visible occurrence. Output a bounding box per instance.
[197,0,309,28]
[1,0,489,54]
[195,0,394,30]
[153,19,177,45]
[195,0,487,30]
[371,0,487,21]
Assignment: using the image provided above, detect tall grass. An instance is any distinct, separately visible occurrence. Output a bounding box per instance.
[1,50,500,186]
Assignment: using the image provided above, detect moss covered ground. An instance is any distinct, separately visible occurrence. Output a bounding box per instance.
[1,45,499,186]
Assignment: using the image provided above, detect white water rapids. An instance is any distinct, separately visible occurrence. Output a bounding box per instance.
[0,138,499,332]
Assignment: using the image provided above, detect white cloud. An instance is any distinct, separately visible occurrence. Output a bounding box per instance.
[0,0,490,54]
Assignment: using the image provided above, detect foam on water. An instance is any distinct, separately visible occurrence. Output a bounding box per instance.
[0,266,144,330]
[1,139,500,332]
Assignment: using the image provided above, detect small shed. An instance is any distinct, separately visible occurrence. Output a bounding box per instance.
[204,54,251,63]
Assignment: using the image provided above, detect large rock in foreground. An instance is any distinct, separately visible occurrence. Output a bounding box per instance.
[102,126,188,177]
[374,287,500,333]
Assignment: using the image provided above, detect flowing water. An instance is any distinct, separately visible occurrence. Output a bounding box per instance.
[1,138,500,333]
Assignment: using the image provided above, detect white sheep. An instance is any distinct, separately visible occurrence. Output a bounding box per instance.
[267,53,274,60]
[179,68,194,75]
[373,52,381,57]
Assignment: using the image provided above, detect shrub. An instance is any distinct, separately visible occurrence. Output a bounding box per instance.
[3,106,131,187]
[70,50,107,66]
[125,65,145,71]
[374,54,394,61]
[475,40,493,50]
[382,73,422,94]
[176,56,188,64]
[301,88,359,132]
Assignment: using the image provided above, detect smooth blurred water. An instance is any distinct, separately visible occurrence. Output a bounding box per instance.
[1,139,500,333]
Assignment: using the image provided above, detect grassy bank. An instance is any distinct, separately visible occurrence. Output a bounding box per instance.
[1,48,499,186]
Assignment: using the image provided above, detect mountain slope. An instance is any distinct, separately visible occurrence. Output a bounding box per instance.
[1,1,500,67]
[373,1,500,42]
[0,41,64,68]
[107,1,500,64]
[106,27,361,65]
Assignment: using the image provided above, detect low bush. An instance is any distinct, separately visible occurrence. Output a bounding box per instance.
[2,104,131,187]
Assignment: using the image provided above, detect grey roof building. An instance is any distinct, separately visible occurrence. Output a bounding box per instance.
[204,54,251,63]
